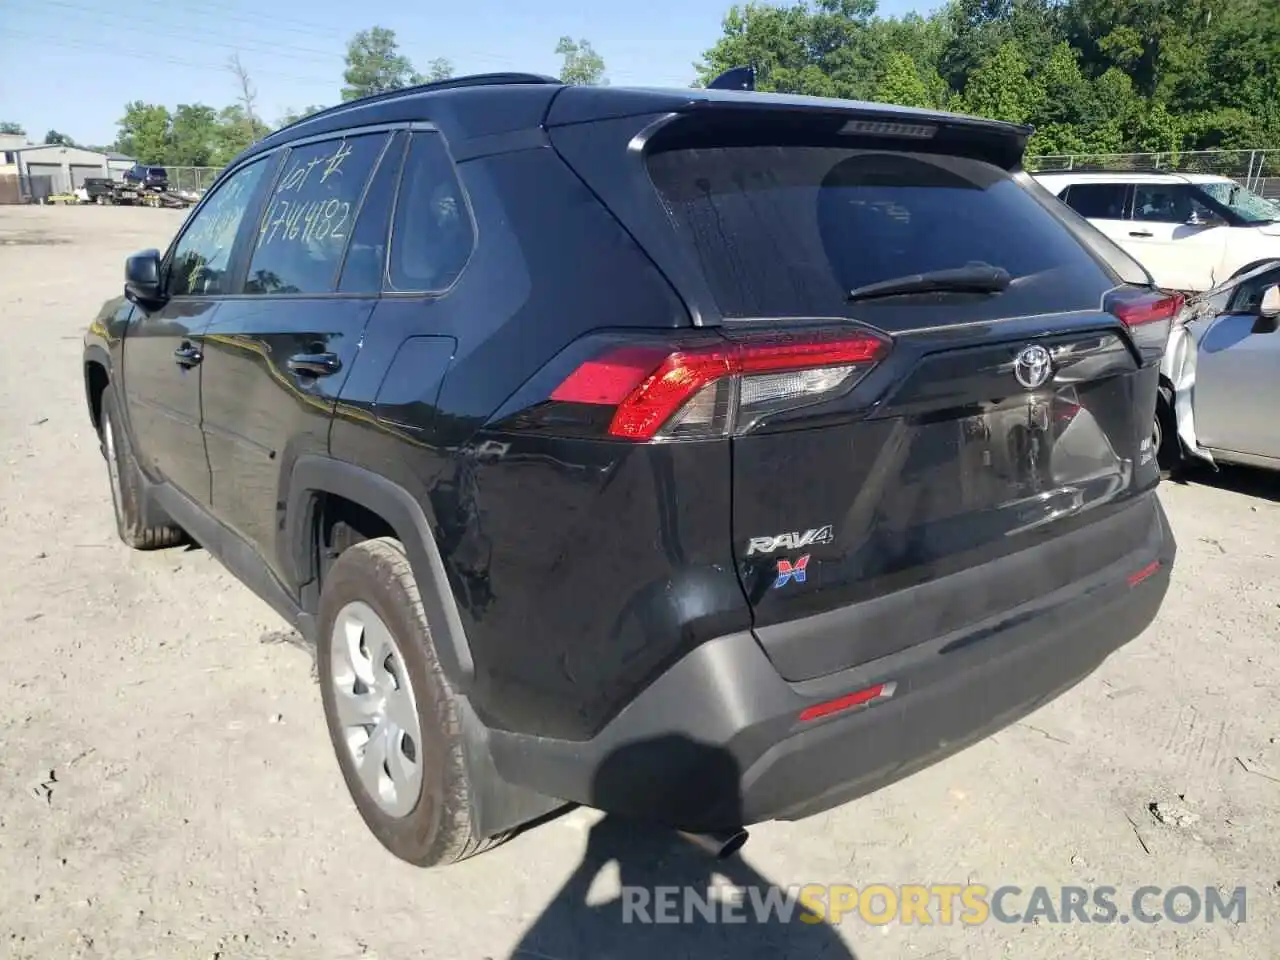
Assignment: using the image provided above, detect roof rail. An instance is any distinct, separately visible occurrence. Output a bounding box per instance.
[270,72,561,138]
[1044,165,1184,175]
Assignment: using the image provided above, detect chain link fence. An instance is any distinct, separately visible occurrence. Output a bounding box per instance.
[1026,149,1280,198]
[164,166,222,194]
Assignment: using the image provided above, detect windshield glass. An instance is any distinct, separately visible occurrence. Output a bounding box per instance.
[1196,180,1280,223]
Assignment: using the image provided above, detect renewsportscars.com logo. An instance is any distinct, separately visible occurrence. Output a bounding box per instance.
[620,884,1248,926]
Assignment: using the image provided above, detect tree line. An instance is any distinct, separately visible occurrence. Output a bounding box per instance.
[1,27,606,167]
[112,28,604,166]
[696,0,1280,156]
[5,0,1276,166]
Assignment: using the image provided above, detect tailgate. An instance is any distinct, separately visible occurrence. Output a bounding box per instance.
[733,316,1159,679]
[549,101,1170,681]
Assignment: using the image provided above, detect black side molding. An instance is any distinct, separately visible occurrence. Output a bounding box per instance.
[153,483,305,634]
[285,456,476,692]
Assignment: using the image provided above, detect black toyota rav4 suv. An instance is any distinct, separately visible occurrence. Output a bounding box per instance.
[84,73,1177,867]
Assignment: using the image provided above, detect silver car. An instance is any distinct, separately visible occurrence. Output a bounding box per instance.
[1158,259,1280,473]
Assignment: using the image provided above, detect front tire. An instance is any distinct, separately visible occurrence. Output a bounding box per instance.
[99,390,185,549]
[317,537,497,867]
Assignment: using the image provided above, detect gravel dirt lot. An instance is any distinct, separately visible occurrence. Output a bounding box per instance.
[1,204,1277,960]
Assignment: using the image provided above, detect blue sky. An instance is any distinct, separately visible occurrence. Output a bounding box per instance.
[0,0,929,147]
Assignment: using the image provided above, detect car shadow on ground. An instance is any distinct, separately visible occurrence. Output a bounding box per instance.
[509,736,859,960]
[1169,461,1280,503]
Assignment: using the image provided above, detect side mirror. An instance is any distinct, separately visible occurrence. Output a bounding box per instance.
[124,249,165,307]
[1260,285,1280,318]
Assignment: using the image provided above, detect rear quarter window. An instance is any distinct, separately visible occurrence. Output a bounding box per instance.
[646,147,1120,328]
[386,132,473,292]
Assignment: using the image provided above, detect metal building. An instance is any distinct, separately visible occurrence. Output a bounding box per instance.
[14,144,136,196]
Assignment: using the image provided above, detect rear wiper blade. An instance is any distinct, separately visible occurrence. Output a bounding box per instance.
[847,264,1012,303]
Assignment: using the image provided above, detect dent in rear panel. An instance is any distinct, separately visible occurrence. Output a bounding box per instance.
[459,435,746,741]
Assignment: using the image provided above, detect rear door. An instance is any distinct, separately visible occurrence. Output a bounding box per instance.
[632,129,1166,680]
[199,129,396,582]
[1059,181,1132,247]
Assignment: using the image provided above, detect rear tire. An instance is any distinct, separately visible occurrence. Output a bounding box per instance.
[99,390,185,550]
[317,537,500,867]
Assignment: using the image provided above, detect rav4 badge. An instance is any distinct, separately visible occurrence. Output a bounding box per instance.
[746,525,834,556]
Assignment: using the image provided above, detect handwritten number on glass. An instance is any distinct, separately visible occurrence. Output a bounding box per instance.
[257,138,356,250]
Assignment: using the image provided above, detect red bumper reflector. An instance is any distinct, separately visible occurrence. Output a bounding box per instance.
[798,681,897,723]
[1127,560,1162,587]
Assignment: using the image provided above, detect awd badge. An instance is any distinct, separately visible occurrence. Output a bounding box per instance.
[774,555,810,589]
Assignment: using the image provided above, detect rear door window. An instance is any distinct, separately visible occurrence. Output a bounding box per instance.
[1061,183,1129,219]
[244,132,389,295]
[645,147,1119,327]
[338,132,406,294]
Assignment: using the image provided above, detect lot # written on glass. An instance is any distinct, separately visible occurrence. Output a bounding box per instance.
[247,135,386,295]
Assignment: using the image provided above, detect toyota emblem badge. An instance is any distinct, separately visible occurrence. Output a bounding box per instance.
[1013,344,1053,390]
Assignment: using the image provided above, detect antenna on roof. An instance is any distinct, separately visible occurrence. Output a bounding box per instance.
[707,66,756,91]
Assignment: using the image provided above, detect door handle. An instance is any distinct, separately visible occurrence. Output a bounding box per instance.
[1129,230,1154,238]
[287,352,342,377]
[173,343,202,367]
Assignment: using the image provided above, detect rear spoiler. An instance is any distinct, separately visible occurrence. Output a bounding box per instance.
[546,85,1033,171]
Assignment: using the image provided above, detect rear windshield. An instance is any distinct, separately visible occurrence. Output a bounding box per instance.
[646,147,1118,326]
[149,167,166,176]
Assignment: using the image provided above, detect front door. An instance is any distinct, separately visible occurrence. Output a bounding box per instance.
[1193,268,1280,459]
[122,157,274,503]
[200,130,397,581]
[1128,184,1231,291]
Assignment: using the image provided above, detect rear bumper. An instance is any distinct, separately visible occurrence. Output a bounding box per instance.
[487,494,1175,830]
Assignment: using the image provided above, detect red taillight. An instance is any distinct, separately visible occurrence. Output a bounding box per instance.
[552,328,889,441]
[608,348,736,440]
[1110,292,1185,327]
[1106,289,1184,360]
[798,681,897,723]
[549,346,675,406]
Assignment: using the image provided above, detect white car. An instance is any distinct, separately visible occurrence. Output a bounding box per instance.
[1158,260,1280,473]
[1034,171,1280,293]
